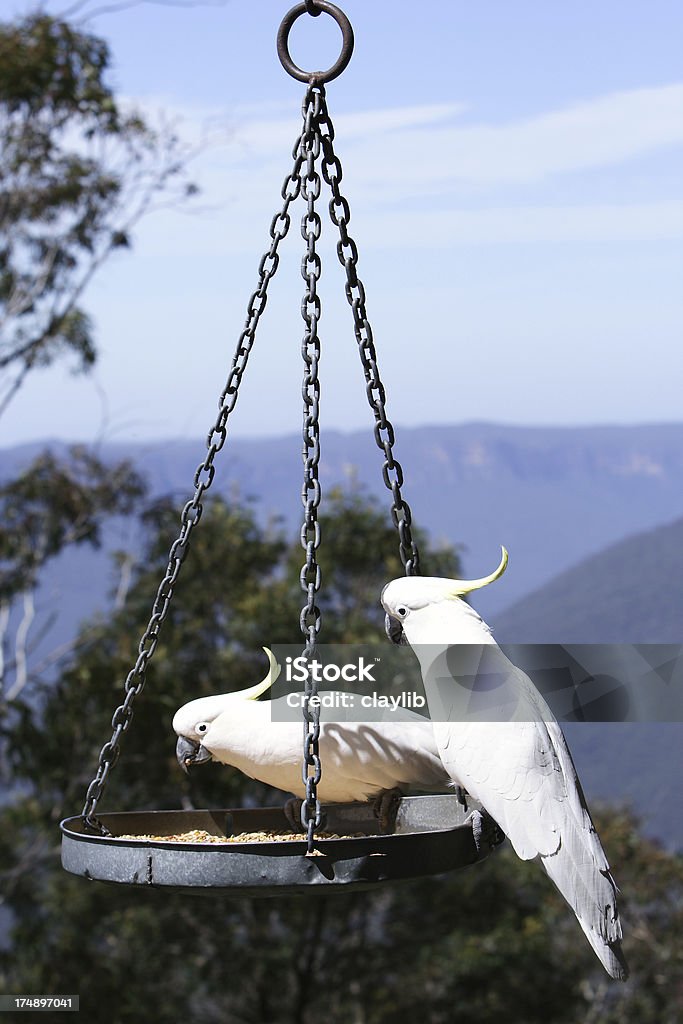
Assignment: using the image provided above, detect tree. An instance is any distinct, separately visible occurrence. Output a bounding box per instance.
[0,8,197,712]
[0,446,145,705]
[0,488,681,1023]
[0,11,197,416]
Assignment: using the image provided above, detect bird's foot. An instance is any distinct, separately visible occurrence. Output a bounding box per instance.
[372,787,404,834]
[283,797,304,833]
[467,809,505,855]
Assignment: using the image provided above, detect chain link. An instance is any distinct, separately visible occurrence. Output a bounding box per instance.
[298,86,324,853]
[80,122,307,834]
[317,90,420,575]
[80,67,420,842]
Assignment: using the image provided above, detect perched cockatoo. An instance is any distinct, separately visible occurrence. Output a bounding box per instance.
[381,550,628,980]
[173,648,450,824]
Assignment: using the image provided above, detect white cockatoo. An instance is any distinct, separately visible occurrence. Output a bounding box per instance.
[381,550,628,980]
[173,648,450,819]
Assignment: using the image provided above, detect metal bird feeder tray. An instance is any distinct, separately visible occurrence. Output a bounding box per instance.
[61,798,501,896]
[61,1,502,894]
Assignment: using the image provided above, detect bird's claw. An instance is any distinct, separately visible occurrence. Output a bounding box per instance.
[468,809,505,854]
[373,787,404,834]
[283,797,304,832]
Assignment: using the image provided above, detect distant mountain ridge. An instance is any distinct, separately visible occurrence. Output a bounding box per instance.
[493,514,683,643]
[4,420,683,622]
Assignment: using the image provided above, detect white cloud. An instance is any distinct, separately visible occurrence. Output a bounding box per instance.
[361,201,683,247]
[207,82,683,190]
[132,81,683,195]
[345,83,683,189]
[124,83,683,252]
[229,102,469,156]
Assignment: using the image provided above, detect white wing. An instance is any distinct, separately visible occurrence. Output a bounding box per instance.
[203,697,449,804]
[317,718,450,802]
[433,668,627,979]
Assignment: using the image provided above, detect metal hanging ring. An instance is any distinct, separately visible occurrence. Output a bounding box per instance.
[277,1,354,84]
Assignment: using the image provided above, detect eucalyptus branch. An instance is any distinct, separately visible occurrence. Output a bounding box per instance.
[6,590,36,702]
[0,364,30,419]
[0,599,10,696]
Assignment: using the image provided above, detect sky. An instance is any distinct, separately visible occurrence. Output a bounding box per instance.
[2,0,683,447]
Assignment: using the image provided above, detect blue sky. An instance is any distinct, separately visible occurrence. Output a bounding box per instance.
[3,0,682,446]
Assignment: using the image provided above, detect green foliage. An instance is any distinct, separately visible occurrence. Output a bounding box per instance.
[0,445,145,599]
[0,489,681,1022]
[0,12,196,413]
[0,15,114,122]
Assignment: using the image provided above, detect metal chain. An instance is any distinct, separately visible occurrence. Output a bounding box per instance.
[81,18,418,842]
[298,85,324,853]
[80,122,307,834]
[316,89,420,574]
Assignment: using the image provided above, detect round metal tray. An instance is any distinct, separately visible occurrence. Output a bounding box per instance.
[61,795,503,896]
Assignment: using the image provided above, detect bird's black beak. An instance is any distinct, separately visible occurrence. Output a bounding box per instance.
[176,735,213,774]
[385,613,405,645]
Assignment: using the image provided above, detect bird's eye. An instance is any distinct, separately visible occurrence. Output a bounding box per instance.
[397,606,408,617]
[197,723,208,734]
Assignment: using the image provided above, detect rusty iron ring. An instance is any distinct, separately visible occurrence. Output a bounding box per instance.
[277,1,354,85]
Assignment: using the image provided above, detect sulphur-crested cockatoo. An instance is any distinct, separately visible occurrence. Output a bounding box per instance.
[381,551,628,980]
[173,648,449,818]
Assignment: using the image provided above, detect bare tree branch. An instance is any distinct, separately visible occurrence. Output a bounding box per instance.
[0,599,9,697]
[58,0,231,23]
[0,364,30,420]
[113,551,136,610]
[6,590,36,702]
